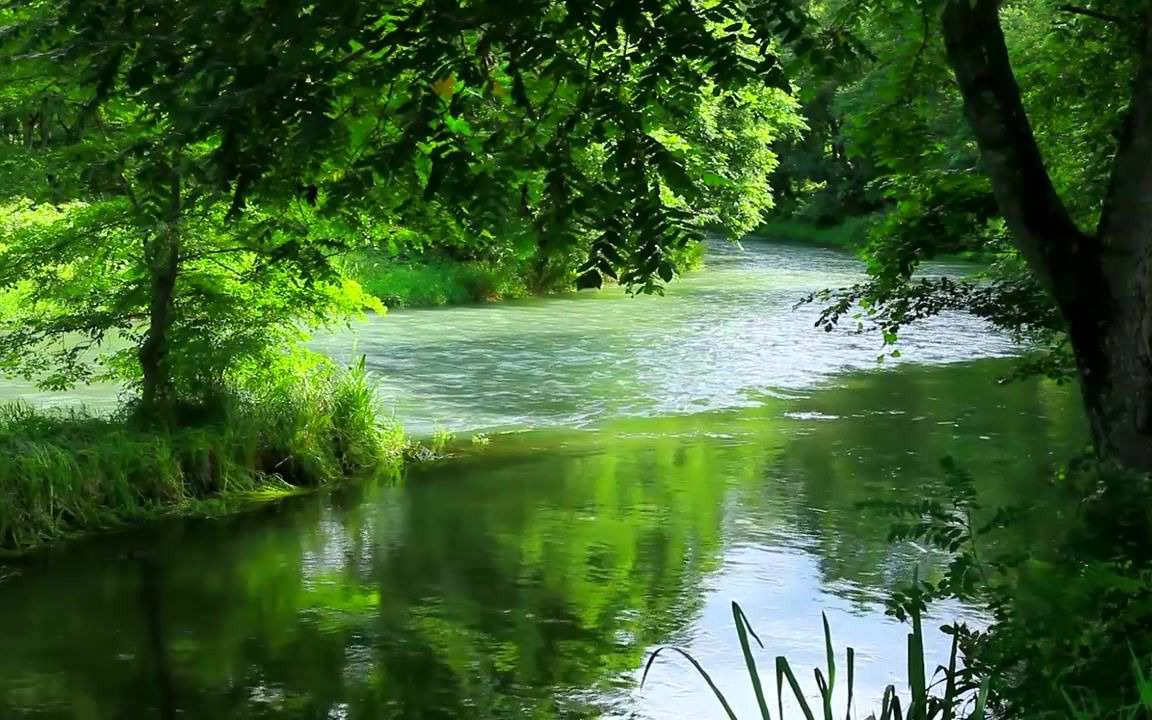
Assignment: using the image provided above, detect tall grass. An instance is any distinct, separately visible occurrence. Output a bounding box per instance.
[642,602,990,720]
[346,254,535,308]
[754,216,876,251]
[0,360,406,551]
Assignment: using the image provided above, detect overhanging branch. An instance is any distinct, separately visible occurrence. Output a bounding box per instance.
[1058,4,1136,25]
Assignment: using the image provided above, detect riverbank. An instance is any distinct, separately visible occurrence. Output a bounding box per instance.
[0,363,407,552]
[754,216,995,263]
[343,241,707,309]
[754,216,875,251]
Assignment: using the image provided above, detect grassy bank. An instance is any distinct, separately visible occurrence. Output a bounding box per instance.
[754,216,996,264]
[753,216,875,251]
[346,254,538,308]
[0,363,407,551]
[345,241,707,309]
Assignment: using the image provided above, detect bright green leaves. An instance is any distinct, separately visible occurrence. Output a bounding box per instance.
[44,0,829,294]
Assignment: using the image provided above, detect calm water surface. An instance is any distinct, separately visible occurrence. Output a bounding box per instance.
[0,242,1084,719]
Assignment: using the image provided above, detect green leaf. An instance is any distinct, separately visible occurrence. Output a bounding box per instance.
[732,602,772,720]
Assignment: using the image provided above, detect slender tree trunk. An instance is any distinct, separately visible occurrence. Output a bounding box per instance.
[941,0,1152,471]
[138,165,182,421]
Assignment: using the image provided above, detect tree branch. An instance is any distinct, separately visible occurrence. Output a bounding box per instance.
[1098,2,1152,250]
[1058,4,1134,25]
[940,0,1091,304]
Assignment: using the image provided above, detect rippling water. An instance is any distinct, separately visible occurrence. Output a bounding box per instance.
[314,241,1018,435]
[0,241,1082,719]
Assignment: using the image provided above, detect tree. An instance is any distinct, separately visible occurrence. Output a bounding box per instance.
[937,0,1152,469]
[0,0,846,421]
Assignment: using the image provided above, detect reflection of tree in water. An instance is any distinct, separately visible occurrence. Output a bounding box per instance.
[0,359,1086,718]
[0,429,730,719]
[747,360,1085,595]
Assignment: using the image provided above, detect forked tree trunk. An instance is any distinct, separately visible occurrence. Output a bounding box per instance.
[941,0,1152,472]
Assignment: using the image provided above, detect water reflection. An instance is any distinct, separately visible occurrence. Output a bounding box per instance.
[0,360,1082,719]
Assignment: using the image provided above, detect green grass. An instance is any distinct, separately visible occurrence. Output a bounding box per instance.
[753,217,995,265]
[346,254,536,308]
[346,240,707,310]
[0,360,407,551]
[753,216,876,251]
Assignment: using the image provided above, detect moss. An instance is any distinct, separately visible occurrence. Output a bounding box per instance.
[0,363,407,552]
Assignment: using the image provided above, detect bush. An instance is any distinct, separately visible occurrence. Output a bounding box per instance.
[868,457,1152,719]
[0,361,406,551]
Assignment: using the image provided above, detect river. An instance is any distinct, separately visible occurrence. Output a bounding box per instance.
[0,241,1084,719]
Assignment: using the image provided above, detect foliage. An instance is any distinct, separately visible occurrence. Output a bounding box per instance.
[772,0,1147,386]
[0,0,817,419]
[867,456,1152,718]
[346,254,535,308]
[642,600,990,720]
[0,360,405,550]
[0,198,383,396]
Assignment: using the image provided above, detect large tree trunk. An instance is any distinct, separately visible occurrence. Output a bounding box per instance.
[138,166,182,421]
[940,0,1152,471]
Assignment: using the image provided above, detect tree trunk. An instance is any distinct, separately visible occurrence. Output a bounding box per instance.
[941,0,1152,471]
[138,166,182,421]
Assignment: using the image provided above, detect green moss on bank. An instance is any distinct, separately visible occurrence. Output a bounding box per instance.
[0,364,407,552]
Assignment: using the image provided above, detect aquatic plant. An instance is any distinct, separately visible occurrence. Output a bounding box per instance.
[642,601,990,720]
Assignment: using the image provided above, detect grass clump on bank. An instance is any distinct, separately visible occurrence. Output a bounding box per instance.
[345,240,707,310]
[344,252,538,308]
[754,216,876,251]
[0,362,406,551]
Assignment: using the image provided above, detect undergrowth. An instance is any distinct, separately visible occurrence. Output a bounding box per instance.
[0,361,407,551]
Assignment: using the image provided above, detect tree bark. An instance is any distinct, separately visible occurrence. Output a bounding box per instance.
[941,0,1152,471]
[138,165,182,422]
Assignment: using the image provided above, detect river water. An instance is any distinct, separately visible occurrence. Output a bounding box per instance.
[0,241,1084,719]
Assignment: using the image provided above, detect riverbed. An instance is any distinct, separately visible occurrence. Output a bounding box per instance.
[0,241,1083,718]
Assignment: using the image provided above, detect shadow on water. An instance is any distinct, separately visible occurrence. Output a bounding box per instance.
[0,359,1084,719]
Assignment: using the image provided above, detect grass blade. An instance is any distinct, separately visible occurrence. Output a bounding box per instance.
[642,646,742,720]
[941,630,959,720]
[823,612,837,694]
[845,647,855,720]
[880,685,903,720]
[815,668,834,720]
[732,602,772,719]
[908,608,927,720]
[969,675,991,720]
[1131,648,1152,710]
[777,656,817,720]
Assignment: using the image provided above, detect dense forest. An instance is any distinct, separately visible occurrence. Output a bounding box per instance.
[1,0,1151,717]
